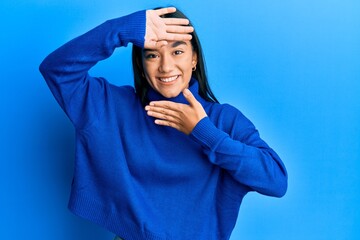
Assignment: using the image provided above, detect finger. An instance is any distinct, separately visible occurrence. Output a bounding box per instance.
[154,7,176,16]
[154,119,183,132]
[182,89,198,106]
[147,110,181,123]
[149,100,183,110]
[163,18,190,26]
[164,33,193,41]
[166,25,194,34]
[146,105,181,119]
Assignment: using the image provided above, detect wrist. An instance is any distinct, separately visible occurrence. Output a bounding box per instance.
[106,10,146,48]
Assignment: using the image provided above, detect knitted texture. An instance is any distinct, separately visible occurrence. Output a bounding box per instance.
[40,10,287,240]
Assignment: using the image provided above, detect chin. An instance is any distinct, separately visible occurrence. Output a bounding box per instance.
[162,93,179,98]
[160,90,181,99]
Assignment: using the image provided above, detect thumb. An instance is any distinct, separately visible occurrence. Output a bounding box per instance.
[183,88,197,106]
[155,40,168,48]
[145,40,168,49]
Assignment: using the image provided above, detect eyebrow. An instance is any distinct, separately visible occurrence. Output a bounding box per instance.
[143,41,188,52]
[171,41,187,48]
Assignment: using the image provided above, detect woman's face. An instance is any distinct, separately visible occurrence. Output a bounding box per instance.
[142,40,197,98]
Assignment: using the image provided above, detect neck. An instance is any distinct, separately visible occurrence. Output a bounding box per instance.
[146,78,207,105]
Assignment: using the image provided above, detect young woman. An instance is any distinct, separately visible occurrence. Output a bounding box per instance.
[40,7,287,240]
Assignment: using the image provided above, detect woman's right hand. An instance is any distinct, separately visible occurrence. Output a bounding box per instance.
[145,7,194,49]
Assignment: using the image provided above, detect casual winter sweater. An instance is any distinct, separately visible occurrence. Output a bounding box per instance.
[39,10,287,240]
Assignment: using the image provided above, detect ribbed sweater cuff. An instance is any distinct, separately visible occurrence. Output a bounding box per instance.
[107,10,146,47]
[190,117,228,150]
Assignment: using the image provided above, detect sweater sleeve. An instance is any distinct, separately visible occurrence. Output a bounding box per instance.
[39,10,145,129]
[190,106,288,197]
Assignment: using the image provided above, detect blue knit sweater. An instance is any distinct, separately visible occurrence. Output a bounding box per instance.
[39,10,287,240]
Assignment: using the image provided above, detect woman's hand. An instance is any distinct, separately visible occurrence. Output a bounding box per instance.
[145,89,207,135]
[145,7,194,49]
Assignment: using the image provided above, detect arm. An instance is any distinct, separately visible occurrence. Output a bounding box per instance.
[39,8,193,129]
[190,113,288,198]
[145,90,287,197]
[39,10,146,129]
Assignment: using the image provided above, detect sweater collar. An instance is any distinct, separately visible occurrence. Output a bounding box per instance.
[146,78,208,105]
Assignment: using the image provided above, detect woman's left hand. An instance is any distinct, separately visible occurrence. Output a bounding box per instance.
[145,89,207,135]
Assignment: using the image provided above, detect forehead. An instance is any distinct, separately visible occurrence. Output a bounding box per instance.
[143,40,192,52]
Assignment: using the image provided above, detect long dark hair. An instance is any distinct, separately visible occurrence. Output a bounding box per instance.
[132,7,218,105]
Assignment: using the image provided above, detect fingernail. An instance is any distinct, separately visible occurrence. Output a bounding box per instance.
[183,89,190,96]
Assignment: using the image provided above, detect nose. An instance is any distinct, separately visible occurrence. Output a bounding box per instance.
[158,53,174,73]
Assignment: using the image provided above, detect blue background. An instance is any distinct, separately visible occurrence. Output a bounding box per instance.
[1,0,359,239]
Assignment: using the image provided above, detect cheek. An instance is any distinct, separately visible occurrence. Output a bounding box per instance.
[142,61,158,77]
[140,62,154,86]
[184,61,194,73]
[184,55,195,69]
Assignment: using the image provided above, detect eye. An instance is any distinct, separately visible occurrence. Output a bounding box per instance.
[174,50,184,55]
[145,53,158,59]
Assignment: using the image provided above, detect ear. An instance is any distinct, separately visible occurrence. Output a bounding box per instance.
[192,52,198,68]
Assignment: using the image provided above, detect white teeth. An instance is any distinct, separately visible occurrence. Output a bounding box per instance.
[159,75,178,82]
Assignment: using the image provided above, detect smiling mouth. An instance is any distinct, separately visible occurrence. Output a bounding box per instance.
[158,75,179,83]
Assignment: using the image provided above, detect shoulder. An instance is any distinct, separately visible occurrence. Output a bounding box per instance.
[208,102,251,124]
[207,102,256,138]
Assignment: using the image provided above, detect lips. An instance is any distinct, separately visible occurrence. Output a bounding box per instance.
[158,75,179,83]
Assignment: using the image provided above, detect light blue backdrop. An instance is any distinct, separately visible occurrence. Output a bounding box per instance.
[1,0,359,239]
